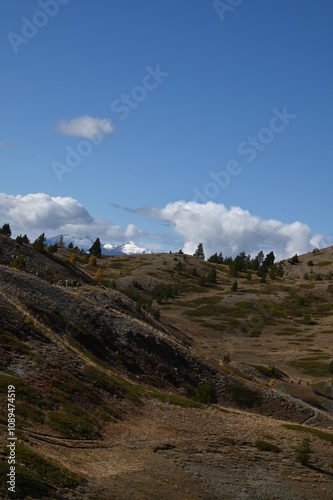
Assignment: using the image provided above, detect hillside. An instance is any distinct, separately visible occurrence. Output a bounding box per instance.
[0,236,333,499]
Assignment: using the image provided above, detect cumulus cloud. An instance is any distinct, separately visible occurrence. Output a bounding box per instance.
[141,201,330,260]
[0,193,140,243]
[55,115,115,139]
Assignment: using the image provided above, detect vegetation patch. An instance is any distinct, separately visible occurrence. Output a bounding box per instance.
[193,379,217,404]
[0,331,33,357]
[275,330,297,336]
[46,402,100,439]
[316,261,332,267]
[147,391,203,408]
[254,440,280,452]
[252,365,286,380]
[293,357,332,377]
[0,443,84,499]
[225,382,262,408]
[282,424,333,443]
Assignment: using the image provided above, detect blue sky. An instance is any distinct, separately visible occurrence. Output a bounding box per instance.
[1,0,332,258]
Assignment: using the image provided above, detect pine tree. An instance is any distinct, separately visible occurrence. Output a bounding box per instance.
[33,233,46,252]
[0,223,12,237]
[89,238,102,258]
[207,267,217,284]
[194,243,205,260]
[16,234,30,244]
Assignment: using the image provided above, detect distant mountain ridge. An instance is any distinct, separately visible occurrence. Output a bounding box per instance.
[45,234,151,256]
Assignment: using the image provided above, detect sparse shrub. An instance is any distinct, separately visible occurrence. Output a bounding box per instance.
[328,360,333,374]
[289,254,299,265]
[276,264,284,277]
[223,352,231,364]
[181,336,190,348]
[194,379,217,404]
[10,255,26,270]
[152,308,160,321]
[269,267,276,280]
[254,440,280,452]
[206,267,217,284]
[307,260,314,267]
[93,268,101,282]
[225,382,262,408]
[295,438,311,466]
[246,271,252,280]
[70,254,77,264]
[88,255,97,267]
[47,243,58,254]
[191,266,198,277]
[198,276,206,287]
[175,261,182,272]
[231,280,238,292]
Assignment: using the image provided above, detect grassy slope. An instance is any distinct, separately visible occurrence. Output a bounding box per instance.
[0,239,333,498]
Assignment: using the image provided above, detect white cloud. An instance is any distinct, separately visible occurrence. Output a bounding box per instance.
[142,201,330,260]
[0,193,139,243]
[1,195,330,260]
[55,115,115,139]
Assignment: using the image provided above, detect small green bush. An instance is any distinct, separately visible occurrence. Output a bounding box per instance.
[295,438,311,466]
[223,352,231,364]
[10,255,26,270]
[194,379,217,404]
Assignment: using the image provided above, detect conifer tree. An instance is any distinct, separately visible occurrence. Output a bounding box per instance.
[194,243,205,260]
[0,223,12,237]
[89,237,102,258]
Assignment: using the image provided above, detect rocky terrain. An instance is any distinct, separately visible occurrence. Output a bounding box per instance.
[0,235,333,499]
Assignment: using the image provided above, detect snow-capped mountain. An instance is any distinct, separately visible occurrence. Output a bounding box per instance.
[103,241,151,256]
[45,234,151,256]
